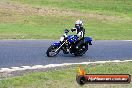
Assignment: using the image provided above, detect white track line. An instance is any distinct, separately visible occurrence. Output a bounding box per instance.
[0,60,132,73]
[121,40,132,41]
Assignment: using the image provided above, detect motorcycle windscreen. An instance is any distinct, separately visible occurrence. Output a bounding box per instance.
[68,35,78,43]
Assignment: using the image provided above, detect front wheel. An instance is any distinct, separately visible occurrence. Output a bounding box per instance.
[74,44,88,56]
[46,45,60,57]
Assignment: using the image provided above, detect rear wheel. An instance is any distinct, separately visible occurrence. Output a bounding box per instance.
[74,44,88,56]
[46,45,60,57]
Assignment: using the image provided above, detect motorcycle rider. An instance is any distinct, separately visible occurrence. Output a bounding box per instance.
[71,20,92,47]
[62,20,92,54]
[71,20,85,39]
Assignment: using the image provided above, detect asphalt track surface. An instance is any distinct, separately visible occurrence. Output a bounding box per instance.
[0,40,132,68]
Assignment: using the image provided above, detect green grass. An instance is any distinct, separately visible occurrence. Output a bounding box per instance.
[0,62,132,88]
[0,0,132,39]
[11,0,132,16]
[0,15,131,40]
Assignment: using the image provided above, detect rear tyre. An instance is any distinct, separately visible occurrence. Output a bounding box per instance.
[74,44,88,56]
[46,45,60,57]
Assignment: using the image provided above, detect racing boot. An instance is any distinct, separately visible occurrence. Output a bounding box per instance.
[62,47,69,54]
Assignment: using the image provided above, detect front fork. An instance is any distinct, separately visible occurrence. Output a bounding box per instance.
[55,42,65,53]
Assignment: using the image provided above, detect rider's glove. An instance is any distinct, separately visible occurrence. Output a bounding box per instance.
[71,28,76,32]
[64,29,69,34]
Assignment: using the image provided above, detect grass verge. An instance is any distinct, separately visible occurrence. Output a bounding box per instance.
[0,0,132,39]
[0,62,132,88]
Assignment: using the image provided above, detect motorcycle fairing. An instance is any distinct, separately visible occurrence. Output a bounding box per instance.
[67,35,78,43]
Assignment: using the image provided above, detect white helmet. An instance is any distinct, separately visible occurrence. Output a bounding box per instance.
[75,20,83,27]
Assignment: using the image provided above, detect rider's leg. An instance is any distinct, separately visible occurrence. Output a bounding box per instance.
[76,31,84,48]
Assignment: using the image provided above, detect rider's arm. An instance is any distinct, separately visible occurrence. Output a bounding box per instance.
[71,28,76,32]
[83,28,85,34]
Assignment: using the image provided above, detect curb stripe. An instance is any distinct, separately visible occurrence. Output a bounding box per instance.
[0,60,132,73]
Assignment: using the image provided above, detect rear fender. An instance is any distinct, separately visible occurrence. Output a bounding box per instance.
[84,37,92,44]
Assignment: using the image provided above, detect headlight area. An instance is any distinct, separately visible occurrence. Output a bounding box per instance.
[60,37,64,42]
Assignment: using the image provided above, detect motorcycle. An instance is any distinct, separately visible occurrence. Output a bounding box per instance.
[46,29,92,57]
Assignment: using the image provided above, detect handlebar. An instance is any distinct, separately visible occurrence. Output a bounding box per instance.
[64,29,69,34]
[64,28,77,33]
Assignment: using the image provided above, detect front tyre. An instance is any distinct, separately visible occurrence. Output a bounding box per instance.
[46,45,60,57]
[74,44,88,56]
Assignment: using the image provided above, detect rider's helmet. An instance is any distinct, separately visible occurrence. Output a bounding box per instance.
[75,20,83,29]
